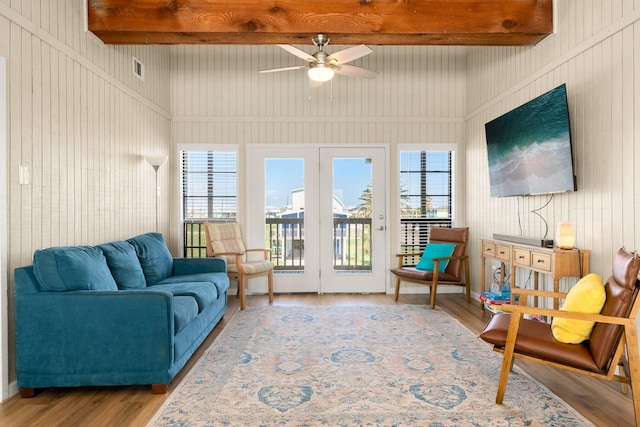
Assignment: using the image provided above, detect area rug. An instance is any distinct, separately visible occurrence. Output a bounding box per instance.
[148,305,592,426]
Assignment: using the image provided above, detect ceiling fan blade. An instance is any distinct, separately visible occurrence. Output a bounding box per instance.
[334,64,378,79]
[278,44,316,62]
[259,65,308,74]
[327,45,373,64]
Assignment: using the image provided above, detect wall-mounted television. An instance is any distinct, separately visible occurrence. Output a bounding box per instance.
[485,84,577,198]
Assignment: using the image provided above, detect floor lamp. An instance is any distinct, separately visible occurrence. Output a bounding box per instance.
[145,155,167,232]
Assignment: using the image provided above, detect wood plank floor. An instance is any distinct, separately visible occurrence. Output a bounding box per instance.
[0,293,635,426]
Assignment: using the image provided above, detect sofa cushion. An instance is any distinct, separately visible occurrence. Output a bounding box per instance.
[149,282,219,311]
[173,296,199,333]
[97,241,147,290]
[159,272,230,296]
[33,246,118,292]
[127,233,173,285]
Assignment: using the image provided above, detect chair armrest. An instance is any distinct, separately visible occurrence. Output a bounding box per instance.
[395,252,422,258]
[500,304,631,326]
[510,287,569,306]
[432,254,468,262]
[394,252,421,268]
[245,248,272,261]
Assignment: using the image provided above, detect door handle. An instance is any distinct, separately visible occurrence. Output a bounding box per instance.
[377,226,385,231]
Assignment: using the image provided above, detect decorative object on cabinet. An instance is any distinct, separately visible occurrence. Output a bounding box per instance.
[556,222,575,249]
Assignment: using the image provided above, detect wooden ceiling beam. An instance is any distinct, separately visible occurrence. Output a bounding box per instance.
[87,0,553,46]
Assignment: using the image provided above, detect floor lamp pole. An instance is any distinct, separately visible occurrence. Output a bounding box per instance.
[153,165,160,232]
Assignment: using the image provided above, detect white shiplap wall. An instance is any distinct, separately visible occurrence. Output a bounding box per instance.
[465,0,640,290]
[0,0,172,386]
[170,44,468,259]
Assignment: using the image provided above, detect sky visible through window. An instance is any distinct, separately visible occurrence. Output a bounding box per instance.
[265,158,372,209]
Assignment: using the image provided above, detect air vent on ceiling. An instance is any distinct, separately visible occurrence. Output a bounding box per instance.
[133,57,145,81]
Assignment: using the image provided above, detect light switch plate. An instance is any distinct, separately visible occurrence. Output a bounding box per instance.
[19,165,30,185]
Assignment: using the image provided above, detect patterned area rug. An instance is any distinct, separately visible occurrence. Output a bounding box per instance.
[148,305,592,426]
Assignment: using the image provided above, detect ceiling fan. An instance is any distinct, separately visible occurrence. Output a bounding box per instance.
[259,34,378,84]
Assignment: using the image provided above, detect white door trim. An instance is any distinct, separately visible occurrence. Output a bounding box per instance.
[247,143,390,295]
[0,56,10,401]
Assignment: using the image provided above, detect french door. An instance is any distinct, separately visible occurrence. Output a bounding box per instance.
[247,145,388,294]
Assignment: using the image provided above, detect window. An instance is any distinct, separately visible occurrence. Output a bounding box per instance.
[181,149,237,257]
[399,149,454,258]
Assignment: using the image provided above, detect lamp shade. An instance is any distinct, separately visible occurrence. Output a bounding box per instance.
[308,65,335,82]
[556,222,575,249]
[145,155,167,170]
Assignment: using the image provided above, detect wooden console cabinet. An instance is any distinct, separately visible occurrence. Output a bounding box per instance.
[481,238,590,309]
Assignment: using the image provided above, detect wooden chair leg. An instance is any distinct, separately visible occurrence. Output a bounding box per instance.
[430,269,439,309]
[623,323,640,424]
[496,313,521,404]
[464,258,471,303]
[430,283,437,309]
[268,271,274,304]
[394,277,401,301]
[239,277,246,310]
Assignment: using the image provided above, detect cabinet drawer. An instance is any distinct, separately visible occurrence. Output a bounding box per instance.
[495,244,511,261]
[531,252,552,272]
[513,248,531,266]
[482,242,496,257]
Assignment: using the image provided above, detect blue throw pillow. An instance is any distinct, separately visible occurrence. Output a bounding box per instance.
[415,243,456,273]
[33,246,118,292]
[127,233,174,285]
[97,241,147,290]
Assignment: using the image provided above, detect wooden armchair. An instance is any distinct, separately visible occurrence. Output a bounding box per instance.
[479,247,640,424]
[391,227,470,309]
[204,222,274,310]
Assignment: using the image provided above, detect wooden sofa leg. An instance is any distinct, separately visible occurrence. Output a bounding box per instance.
[19,388,35,398]
[152,384,168,394]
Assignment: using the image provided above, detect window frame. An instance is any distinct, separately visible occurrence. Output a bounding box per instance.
[397,143,458,257]
[177,144,239,257]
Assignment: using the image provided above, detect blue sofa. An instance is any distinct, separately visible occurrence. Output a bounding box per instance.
[14,232,229,396]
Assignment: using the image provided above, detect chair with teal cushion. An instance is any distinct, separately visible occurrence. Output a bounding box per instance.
[391,227,470,309]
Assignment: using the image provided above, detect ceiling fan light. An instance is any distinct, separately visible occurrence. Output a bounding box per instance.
[308,66,335,82]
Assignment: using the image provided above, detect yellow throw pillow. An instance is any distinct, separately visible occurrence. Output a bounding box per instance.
[551,273,606,344]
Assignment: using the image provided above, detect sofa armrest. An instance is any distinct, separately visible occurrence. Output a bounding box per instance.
[15,290,175,382]
[172,257,227,275]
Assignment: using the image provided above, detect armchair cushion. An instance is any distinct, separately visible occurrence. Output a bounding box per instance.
[33,246,118,292]
[415,243,456,273]
[239,260,275,275]
[205,222,246,265]
[551,273,606,344]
